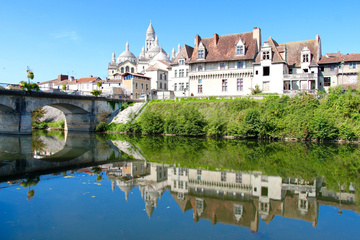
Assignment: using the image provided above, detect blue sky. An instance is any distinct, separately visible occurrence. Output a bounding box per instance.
[0,0,359,84]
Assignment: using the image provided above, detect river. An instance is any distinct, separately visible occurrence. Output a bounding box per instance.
[0,131,359,239]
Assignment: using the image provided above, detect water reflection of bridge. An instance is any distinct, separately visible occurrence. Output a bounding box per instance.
[0,133,136,181]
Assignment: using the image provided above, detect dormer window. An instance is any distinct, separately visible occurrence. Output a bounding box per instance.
[236,46,244,55]
[179,59,185,65]
[302,54,309,63]
[262,51,270,60]
[235,38,245,56]
[197,42,205,59]
[198,49,204,59]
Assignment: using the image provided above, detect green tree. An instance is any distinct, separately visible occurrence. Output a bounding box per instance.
[62,84,66,91]
[27,69,34,83]
[97,81,102,89]
[20,81,39,92]
[90,89,102,97]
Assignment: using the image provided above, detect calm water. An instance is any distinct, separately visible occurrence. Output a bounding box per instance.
[0,131,359,240]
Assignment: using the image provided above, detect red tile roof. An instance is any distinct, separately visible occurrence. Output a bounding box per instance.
[254,36,321,67]
[319,52,360,64]
[171,44,194,65]
[189,31,258,63]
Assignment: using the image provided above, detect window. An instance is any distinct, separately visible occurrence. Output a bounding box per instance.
[179,83,184,91]
[198,79,202,84]
[220,63,225,69]
[221,171,226,181]
[121,67,124,73]
[160,82,162,89]
[186,82,189,90]
[320,66,324,71]
[175,70,177,78]
[261,187,268,197]
[160,74,163,80]
[262,51,270,60]
[330,66,335,71]
[179,59,185,65]
[236,173,242,183]
[289,69,293,74]
[146,84,148,90]
[179,69,184,77]
[186,69,189,77]
[255,70,258,75]
[222,79,227,91]
[324,77,331,87]
[263,66,270,76]
[164,74,167,80]
[302,54,309,62]
[131,67,134,73]
[237,78,243,91]
[174,83,177,91]
[237,62,244,69]
[141,83,144,90]
[198,65,203,71]
[198,84,202,93]
[349,62,357,69]
[164,83,166,89]
[236,45,244,55]
[198,49,204,59]
[135,83,138,89]
[126,66,129,72]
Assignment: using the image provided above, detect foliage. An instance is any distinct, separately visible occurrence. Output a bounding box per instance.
[97,81,102,89]
[250,84,262,95]
[90,89,102,97]
[95,122,109,132]
[27,69,34,81]
[62,84,66,90]
[98,88,360,141]
[139,111,164,134]
[32,120,65,130]
[20,81,39,92]
[31,107,47,123]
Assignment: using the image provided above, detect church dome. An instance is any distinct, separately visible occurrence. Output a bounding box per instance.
[117,42,137,63]
[152,48,170,62]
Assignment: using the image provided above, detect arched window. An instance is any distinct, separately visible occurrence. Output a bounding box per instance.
[121,67,124,73]
[131,67,134,73]
[126,66,130,72]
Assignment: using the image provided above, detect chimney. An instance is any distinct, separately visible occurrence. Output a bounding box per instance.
[58,74,68,82]
[213,33,219,46]
[316,34,321,61]
[195,35,201,46]
[253,27,261,53]
[70,76,75,81]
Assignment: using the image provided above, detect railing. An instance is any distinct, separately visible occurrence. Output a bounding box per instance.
[283,73,317,80]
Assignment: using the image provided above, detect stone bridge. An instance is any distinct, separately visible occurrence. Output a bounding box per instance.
[0,89,136,134]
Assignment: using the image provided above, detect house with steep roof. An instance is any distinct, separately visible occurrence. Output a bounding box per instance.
[169,44,194,97]
[188,27,261,97]
[121,72,151,99]
[318,52,360,90]
[253,35,321,94]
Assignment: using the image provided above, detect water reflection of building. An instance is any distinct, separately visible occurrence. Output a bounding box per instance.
[99,161,358,232]
[168,167,319,231]
[102,162,169,218]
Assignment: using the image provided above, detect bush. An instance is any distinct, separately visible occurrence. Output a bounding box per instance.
[308,114,338,140]
[95,122,109,132]
[139,111,164,134]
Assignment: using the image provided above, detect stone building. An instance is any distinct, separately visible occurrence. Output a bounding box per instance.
[188,28,261,97]
[318,52,360,90]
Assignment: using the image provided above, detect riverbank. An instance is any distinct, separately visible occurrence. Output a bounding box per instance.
[97,87,360,141]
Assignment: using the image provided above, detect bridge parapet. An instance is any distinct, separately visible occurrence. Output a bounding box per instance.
[0,89,136,134]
